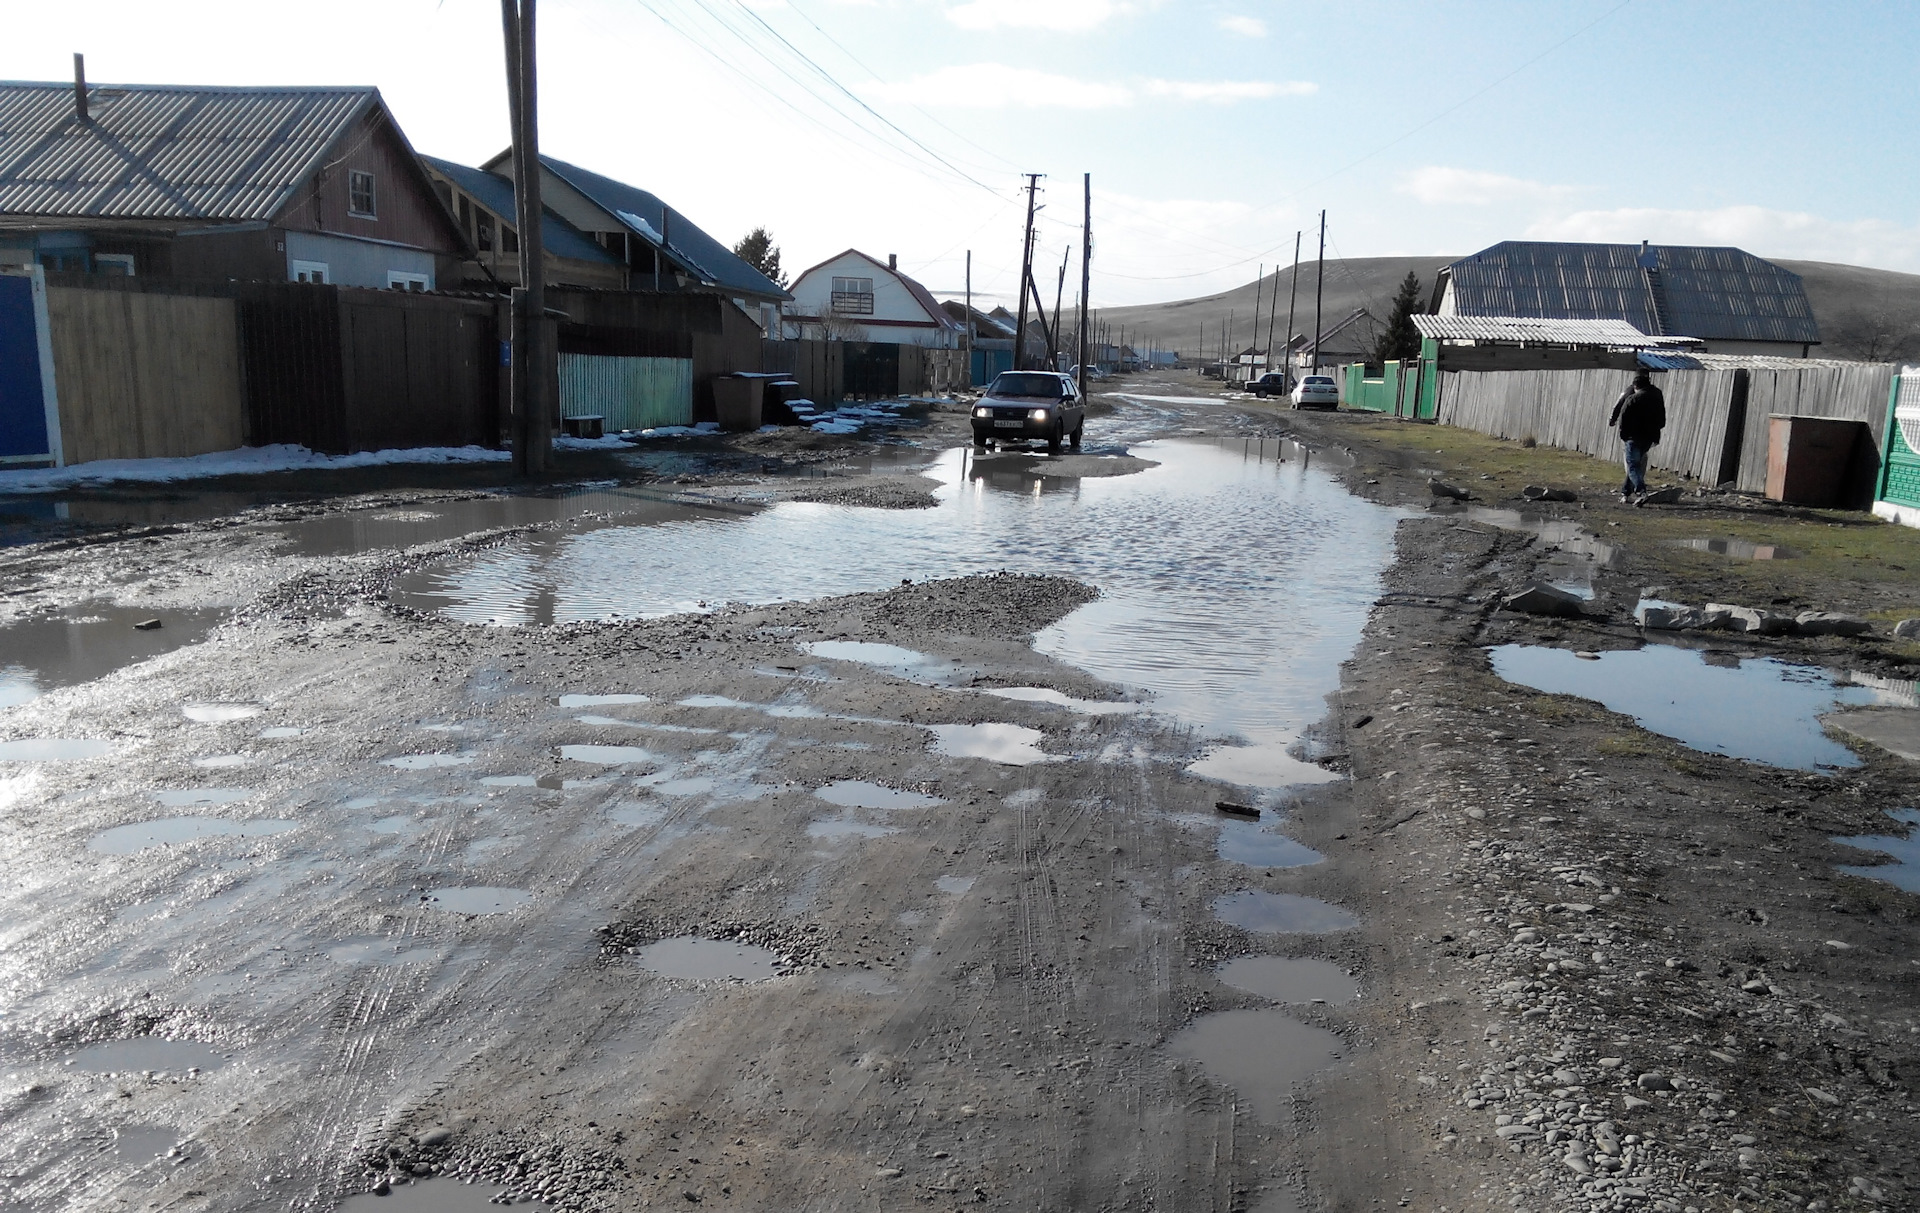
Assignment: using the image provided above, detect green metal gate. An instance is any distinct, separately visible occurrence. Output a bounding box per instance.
[559,353,693,431]
[1874,369,1920,525]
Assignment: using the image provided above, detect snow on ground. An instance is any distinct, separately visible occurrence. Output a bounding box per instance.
[0,444,513,493]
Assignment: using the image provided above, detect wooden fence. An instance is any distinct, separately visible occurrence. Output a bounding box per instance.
[1436,360,1895,501]
[45,286,246,463]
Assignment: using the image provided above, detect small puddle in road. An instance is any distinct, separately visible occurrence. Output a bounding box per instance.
[814,780,943,810]
[0,604,227,708]
[112,1124,182,1163]
[1213,891,1359,934]
[1215,820,1324,868]
[425,887,532,915]
[982,686,1136,714]
[1217,956,1360,1004]
[1489,644,1885,770]
[337,1177,553,1213]
[558,693,651,707]
[1833,808,1920,892]
[259,726,304,739]
[636,773,718,796]
[383,753,474,769]
[1670,537,1796,560]
[278,487,705,557]
[152,787,252,807]
[1165,1009,1346,1122]
[678,694,824,719]
[802,641,968,685]
[1461,507,1620,599]
[928,723,1051,764]
[89,817,297,855]
[631,936,782,981]
[67,1039,229,1073]
[935,875,975,894]
[0,737,114,761]
[327,939,442,965]
[807,819,900,841]
[558,744,655,765]
[192,754,249,769]
[182,703,261,723]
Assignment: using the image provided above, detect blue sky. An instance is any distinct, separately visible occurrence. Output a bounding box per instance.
[5,1,1917,305]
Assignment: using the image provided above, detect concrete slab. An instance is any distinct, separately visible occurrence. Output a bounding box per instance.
[1825,709,1920,761]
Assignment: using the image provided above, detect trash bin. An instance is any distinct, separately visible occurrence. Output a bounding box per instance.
[712,375,763,432]
[1766,415,1867,507]
[561,414,604,440]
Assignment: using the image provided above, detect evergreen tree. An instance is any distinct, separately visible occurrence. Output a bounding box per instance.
[731,227,787,288]
[1372,271,1424,364]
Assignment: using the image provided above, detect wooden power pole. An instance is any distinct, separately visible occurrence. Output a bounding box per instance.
[1077,173,1091,401]
[501,0,552,476]
[1014,174,1040,371]
[1281,230,1300,389]
[1311,209,1326,373]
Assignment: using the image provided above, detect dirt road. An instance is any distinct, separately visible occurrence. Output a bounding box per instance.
[0,378,1913,1213]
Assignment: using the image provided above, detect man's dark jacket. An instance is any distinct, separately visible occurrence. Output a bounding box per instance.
[1610,382,1666,446]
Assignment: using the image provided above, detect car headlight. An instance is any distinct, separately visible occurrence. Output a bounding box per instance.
[973,407,991,418]
[1029,408,1049,421]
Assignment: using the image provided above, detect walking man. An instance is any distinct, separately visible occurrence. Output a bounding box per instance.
[1609,369,1666,501]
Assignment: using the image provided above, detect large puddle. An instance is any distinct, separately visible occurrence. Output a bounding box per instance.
[1488,644,1889,770]
[631,936,782,981]
[0,603,227,708]
[337,1178,551,1213]
[1213,891,1359,934]
[1217,956,1358,1004]
[1833,808,1920,891]
[67,1039,229,1073]
[813,781,942,810]
[396,440,1401,789]
[1165,1009,1345,1122]
[89,816,297,855]
[277,487,713,557]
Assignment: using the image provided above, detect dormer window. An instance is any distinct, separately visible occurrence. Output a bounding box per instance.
[349,171,376,218]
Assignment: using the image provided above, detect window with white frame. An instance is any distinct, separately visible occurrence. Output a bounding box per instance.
[291,260,329,284]
[93,253,135,277]
[387,271,429,292]
[349,171,377,218]
[831,276,874,315]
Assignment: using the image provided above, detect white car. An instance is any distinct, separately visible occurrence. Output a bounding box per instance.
[1291,374,1339,410]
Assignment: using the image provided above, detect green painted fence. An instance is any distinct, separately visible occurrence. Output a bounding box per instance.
[1876,370,1920,524]
[559,353,693,431]
[1343,345,1439,418]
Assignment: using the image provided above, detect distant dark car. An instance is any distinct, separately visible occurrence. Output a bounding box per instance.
[1249,372,1290,398]
[971,371,1085,454]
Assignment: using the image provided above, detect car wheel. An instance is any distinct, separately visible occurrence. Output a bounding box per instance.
[1069,423,1083,451]
[1047,423,1063,455]
[973,435,988,450]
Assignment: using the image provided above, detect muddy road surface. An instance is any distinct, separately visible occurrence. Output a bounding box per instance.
[2,377,1915,1213]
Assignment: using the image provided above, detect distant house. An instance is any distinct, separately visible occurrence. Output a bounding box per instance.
[422,156,626,291]
[1433,241,1819,357]
[469,152,790,331]
[0,69,467,289]
[787,250,963,348]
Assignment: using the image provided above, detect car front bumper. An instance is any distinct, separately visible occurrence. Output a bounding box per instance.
[972,410,1058,441]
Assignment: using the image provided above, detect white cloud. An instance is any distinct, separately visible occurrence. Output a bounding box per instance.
[1145,79,1311,102]
[862,64,1308,108]
[944,0,1118,30]
[1217,14,1266,37]
[1525,205,1920,272]
[1398,165,1574,206]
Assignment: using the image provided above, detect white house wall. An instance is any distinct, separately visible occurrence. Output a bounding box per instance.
[789,253,956,348]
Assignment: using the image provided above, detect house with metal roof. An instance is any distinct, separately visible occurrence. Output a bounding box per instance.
[421,156,626,290]
[1431,241,1820,357]
[786,250,963,349]
[0,63,467,289]
[474,150,790,331]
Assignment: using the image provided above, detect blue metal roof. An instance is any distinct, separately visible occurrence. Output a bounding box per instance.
[421,156,616,268]
[1445,241,1819,345]
[537,156,789,301]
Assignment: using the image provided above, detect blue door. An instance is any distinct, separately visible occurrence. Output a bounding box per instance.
[0,269,60,464]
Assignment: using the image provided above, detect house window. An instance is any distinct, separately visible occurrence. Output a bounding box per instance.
[831,276,874,315]
[291,260,329,284]
[476,211,494,252]
[387,271,430,292]
[502,226,519,254]
[93,253,135,277]
[349,171,377,218]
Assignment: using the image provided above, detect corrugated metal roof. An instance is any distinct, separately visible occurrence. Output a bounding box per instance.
[1444,241,1820,345]
[422,156,617,268]
[538,156,790,301]
[0,81,376,220]
[1414,314,1700,347]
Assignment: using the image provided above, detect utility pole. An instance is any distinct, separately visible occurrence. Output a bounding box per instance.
[1049,248,1069,370]
[1282,230,1301,389]
[1014,174,1040,371]
[964,249,973,387]
[1311,209,1326,374]
[1272,233,1294,385]
[1078,173,1091,401]
[501,0,551,476]
[1252,264,1265,377]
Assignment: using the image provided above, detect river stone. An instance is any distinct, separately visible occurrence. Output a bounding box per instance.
[1504,582,1584,618]
[1795,611,1870,636]
[1429,479,1470,500]
[1894,618,1920,639]
[1636,486,1684,505]
[1716,604,1795,635]
[1637,603,1703,630]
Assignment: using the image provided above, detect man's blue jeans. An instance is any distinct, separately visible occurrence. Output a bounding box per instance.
[1620,440,1650,496]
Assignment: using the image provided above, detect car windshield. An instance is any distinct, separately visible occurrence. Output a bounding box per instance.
[990,372,1064,399]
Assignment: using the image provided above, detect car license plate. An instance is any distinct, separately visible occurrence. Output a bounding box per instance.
[993,419,1023,428]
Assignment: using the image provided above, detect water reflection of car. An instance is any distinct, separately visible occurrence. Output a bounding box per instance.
[1249,372,1290,398]
[971,371,1085,454]
[1291,374,1339,410]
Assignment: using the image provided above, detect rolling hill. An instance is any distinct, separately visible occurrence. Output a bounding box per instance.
[1095,255,1920,364]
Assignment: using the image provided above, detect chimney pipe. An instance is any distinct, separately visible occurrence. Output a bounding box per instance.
[888,253,897,271]
[73,53,89,124]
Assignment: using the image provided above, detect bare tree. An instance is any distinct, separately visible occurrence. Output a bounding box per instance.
[1834,309,1920,363]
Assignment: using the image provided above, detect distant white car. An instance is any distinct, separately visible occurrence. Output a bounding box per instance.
[1292,374,1339,410]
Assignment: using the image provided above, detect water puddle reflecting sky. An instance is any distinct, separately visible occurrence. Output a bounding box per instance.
[1216,956,1358,1004]
[0,604,227,708]
[1489,644,1888,770]
[631,936,782,981]
[396,441,1402,789]
[1164,1009,1345,1122]
[1213,891,1360,933]
[1833,808,1920,892]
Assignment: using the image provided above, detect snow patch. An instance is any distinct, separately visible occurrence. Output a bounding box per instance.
[0,444,511,493]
